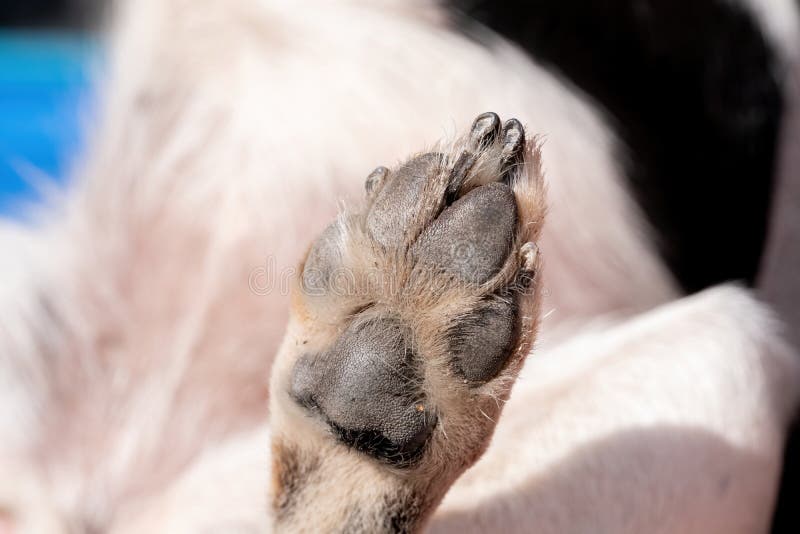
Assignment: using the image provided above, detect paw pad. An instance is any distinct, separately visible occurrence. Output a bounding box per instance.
[288,113,544,466]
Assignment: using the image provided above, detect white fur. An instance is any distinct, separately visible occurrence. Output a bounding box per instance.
[0,0,796,532]
[435,285,800,533]
[733,0,799,62]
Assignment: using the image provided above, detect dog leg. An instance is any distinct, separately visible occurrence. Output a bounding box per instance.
[268,112,546,533]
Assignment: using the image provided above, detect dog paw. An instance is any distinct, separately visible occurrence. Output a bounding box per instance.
[268,113,546,531]
[271,113,545,476]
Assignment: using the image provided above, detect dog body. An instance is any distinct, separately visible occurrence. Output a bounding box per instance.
[1,1,799,532]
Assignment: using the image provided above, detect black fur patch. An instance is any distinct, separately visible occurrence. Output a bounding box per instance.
[0,0,103,27]
[449,0,785,292]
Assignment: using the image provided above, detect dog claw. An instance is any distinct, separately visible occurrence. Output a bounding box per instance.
[500,118,525,182]
[447,112,502,200]
[365,166,389,196]
[468,111,501,151]
[519,242,539,272]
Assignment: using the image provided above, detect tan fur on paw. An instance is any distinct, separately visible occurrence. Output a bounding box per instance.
[269,113,546,532]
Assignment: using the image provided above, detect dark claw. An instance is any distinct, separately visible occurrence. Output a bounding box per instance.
[445,152,475,202]
[519,242,538,273]
[517,242,539,290]
[468,112,501,151]
[500,118,525,183]
[501,118,525,156]
[365,166,389,196]
[446,112,501,201]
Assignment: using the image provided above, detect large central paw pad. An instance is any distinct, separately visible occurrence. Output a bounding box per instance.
[290,317,434,464]
[286,113,544,466]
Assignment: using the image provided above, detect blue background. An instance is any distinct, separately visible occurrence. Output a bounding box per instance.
[0,32,98,217]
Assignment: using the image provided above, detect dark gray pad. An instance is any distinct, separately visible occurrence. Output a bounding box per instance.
[302,221,345,295]
[448,296,517,383]
[290,318,435,465]
[412,182,517,284]
[366,152,444,248]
